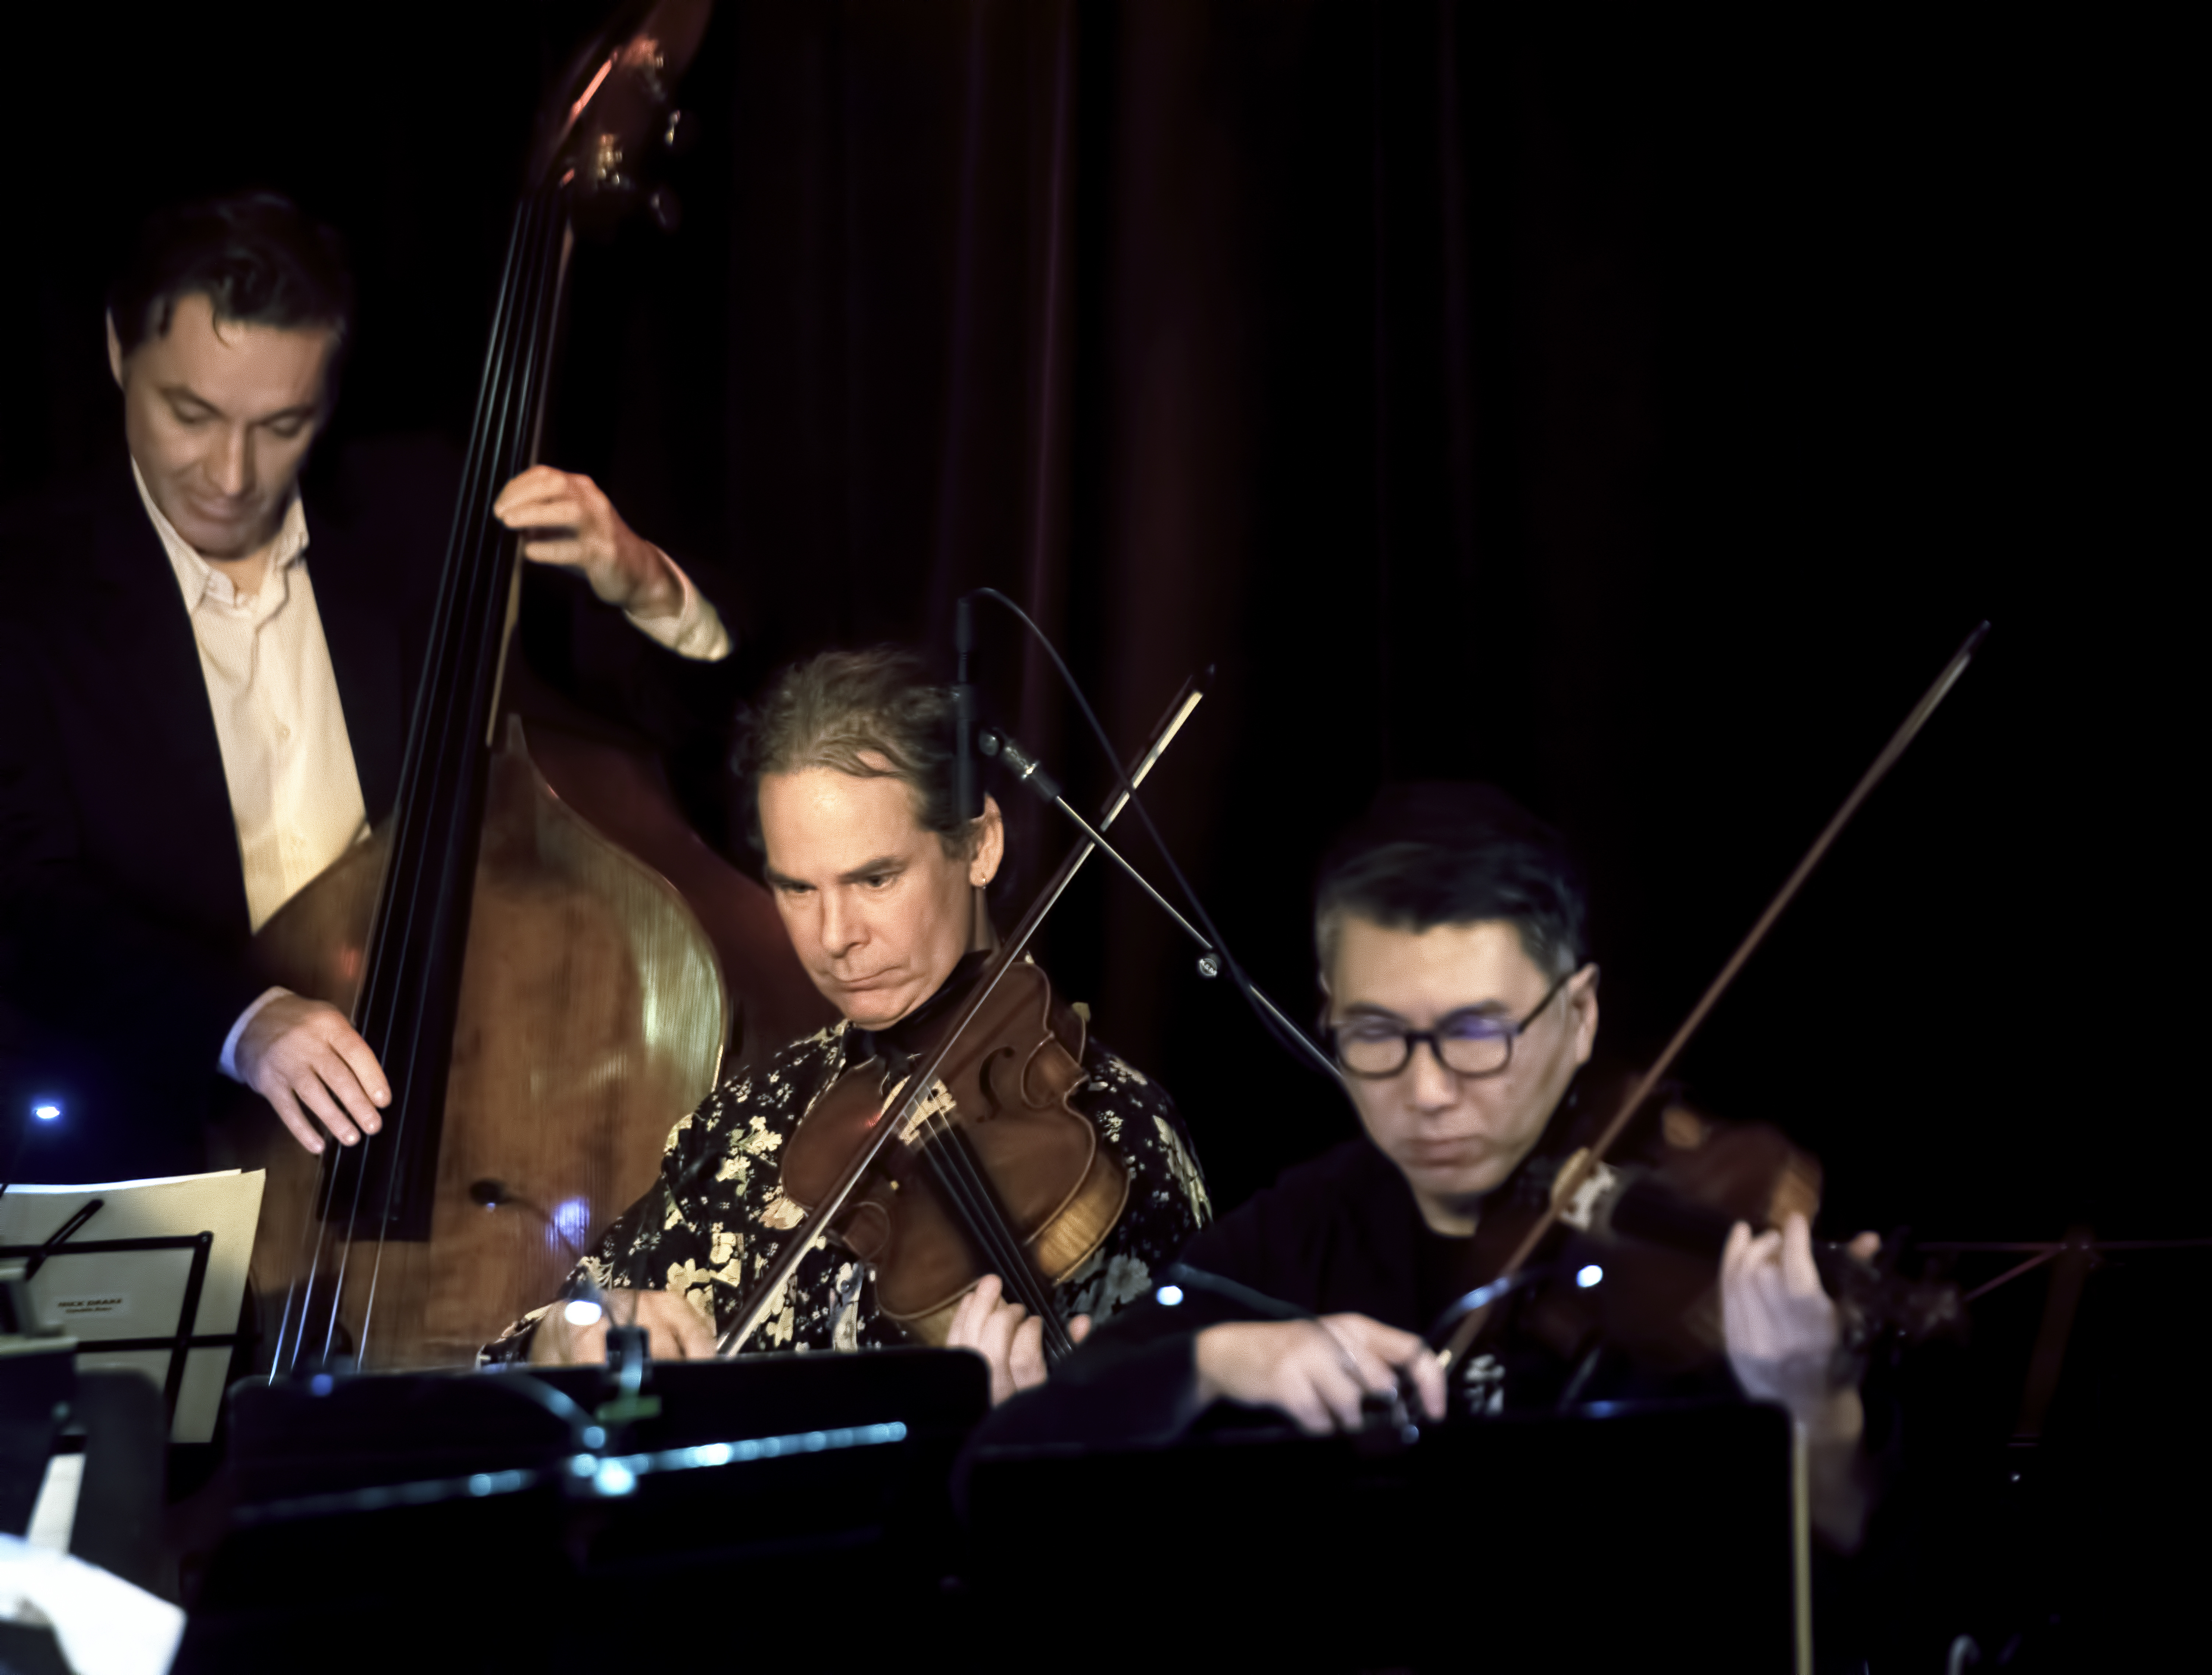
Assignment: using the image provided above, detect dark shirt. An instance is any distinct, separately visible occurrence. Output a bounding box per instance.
[972,1081,1743,1451]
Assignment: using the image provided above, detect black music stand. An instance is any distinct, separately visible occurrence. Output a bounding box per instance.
[0,1232,250,1437]
[964,1400,1809,1673]
[178,1349,992,1672]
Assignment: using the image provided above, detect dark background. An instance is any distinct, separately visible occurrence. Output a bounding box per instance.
[6,0,2198,1572]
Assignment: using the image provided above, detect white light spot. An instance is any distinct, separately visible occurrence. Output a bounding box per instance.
[593,1459,637,1497]
[550,1198,593,1253]
[563,1299,604,1326]
[31,1104,60,1122]
[1575,1264,1604,1289]
[1156,1284,1185,1307]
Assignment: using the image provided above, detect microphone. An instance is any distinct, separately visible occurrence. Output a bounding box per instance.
[953,595,981,824]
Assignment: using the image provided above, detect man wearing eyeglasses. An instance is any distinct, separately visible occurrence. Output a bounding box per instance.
[974,781,1877,1553]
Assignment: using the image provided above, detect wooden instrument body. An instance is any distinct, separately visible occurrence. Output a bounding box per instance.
[1522,1106,1823,1373]
[225,717,729,1368]
[779,959,1129,1344]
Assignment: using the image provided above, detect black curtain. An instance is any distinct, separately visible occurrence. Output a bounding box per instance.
[7,3,2196,1240]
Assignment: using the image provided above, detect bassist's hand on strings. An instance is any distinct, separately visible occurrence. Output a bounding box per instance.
[493,466,687,621]
[1194,1314,1445,1435]
[527,1287,715,1366]
[234,992,389,1155]
[945,1273,1090,1405]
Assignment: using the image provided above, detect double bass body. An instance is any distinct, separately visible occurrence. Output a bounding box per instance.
[229,718,735,1369]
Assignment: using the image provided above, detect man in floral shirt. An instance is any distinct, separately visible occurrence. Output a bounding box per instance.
[485,649,1210,1400]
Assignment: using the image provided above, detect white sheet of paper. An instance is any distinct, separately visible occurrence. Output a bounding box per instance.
[0,1170,265,1443]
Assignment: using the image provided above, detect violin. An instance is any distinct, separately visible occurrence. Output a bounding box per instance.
[779,955,1121,1354]
[715,673,1210,1360]
[1438,625,1989,1386]
[1469,1076,1966,1383]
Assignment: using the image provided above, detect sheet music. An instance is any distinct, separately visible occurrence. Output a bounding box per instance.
[0,1170,265,1443]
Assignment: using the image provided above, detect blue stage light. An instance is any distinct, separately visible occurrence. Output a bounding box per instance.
[1575,1264,1603,1289]
[1155,1283,1185,1307]
[31,1103,61,1121]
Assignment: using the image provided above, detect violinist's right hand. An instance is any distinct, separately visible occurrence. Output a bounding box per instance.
[1193,1314,1445,1434]
[527,1288,715,1365]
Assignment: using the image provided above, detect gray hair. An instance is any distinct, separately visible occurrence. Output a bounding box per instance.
[734,647,970,855]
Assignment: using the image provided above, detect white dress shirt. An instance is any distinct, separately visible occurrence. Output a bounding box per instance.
[127,459,731,1077]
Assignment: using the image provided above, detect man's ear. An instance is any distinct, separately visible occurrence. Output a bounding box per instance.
[1569,963,1601,1066]
[105,311,125,389]
[968,791,1006,887]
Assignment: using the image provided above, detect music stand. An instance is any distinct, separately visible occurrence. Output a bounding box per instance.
[0,1170,263,1443]
[0,1233,248,1436]
[964,1400,1810,1672]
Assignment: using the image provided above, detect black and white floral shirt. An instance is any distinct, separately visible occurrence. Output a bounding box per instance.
[483,1004,1212,1364]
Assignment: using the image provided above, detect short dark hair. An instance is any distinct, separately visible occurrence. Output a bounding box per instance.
[1314,783,1589,980]
[733,648,974,856]
[108,192,353,370]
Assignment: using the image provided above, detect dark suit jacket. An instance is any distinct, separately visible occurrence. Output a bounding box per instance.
[0,439,739,1182]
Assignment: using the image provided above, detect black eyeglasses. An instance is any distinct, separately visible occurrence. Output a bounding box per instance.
[1328,967,1577,1081]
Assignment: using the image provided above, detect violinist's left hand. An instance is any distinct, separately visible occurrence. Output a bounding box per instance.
[946,1273,1091,1405]
[494,465,686,621]
[1722,1214,1882,1551]
[1721,1214,1881,1429]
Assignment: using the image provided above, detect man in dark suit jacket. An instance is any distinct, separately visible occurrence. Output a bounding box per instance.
[0,193,740,1186]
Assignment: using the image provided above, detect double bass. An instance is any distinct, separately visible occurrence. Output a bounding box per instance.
[225,0,826,1373]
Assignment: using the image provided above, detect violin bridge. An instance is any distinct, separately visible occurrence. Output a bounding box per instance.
[1551,1147,1622,1232]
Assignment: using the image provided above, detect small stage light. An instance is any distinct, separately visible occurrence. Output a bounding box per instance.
[1575,1264,1603,1289]
[1155,1284,1184,1307]
[32,1103,61,1121]
[564,1298,605,1326]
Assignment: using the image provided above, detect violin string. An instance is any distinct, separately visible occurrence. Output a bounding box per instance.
[288,182,543,1373]
[856,1047,1069,1353]
[886,679,1219,1353]
[910,1100,1073,1355]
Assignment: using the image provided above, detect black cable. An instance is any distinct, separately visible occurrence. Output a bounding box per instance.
[967,588,1334,1081]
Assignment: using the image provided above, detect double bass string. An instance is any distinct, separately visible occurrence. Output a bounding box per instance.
[355,184,573,1362]
[280,184,566,1371]
[272,189,535,1374]
[310,188,547,1369]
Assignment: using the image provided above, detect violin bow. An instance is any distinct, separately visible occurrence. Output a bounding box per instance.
[715,670,1209,1356]
[1440,621,1990,1369]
